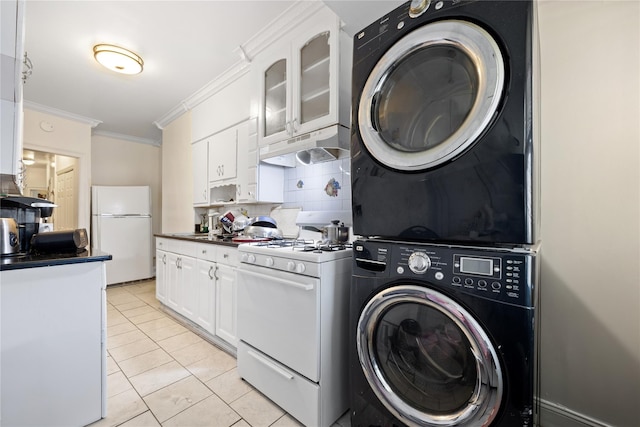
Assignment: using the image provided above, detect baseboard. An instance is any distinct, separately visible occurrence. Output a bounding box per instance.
[538,399,612,427]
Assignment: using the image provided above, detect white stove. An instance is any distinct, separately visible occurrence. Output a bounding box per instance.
[236,211,352,427]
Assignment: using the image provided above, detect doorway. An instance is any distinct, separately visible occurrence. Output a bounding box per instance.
[22,149,79,230]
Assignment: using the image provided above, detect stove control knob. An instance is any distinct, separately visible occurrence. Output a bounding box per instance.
[241,253,248,263]
[296,263,306,274]
[265,257,274,267]
[287,261,296,271]
[408,252,431,274]
[247,254,256,264]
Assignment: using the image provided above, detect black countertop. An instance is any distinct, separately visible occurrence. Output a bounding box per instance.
[155,233,240,248]
[0,249,112,271]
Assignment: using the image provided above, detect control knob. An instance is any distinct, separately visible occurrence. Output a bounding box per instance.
[265,257,274,267]
[241,253,256,264]
[408,252,431,274]
[286,261,296,272]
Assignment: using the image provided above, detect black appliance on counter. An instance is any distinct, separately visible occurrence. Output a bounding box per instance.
[0,196,56,253]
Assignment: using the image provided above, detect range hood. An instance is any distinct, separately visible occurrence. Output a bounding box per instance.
[259,124,350,167]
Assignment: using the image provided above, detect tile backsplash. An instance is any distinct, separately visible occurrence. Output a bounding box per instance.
[282,158,351,212]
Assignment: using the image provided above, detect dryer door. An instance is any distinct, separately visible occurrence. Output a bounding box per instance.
[357,284,503,427]
[358,20,504,171]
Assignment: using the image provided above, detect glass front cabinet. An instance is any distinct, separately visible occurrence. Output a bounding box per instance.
[257,7,350,146]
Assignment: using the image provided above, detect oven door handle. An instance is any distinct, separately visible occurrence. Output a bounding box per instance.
[247,350,294,380]
[238,269,314,291]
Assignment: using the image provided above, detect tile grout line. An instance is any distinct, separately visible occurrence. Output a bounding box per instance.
[106,285,252,426]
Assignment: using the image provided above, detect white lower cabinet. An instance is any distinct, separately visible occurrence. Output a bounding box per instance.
[178,255,197,322]
[196,259,216,335]
[166,252,181,311]
[216,262,237,346]
[155,249,167,304]
[155,238,237,348]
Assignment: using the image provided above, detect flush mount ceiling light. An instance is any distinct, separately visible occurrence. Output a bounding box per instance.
[93,44,143,75]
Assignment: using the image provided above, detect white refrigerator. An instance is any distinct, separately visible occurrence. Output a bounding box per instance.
[91,185,153,285]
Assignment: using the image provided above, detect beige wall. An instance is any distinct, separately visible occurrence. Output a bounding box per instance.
[538,1,640,426]
[160,111,193,233]
[92,134,162,236]
[22,108,92,232]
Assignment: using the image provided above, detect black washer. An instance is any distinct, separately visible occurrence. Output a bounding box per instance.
[350,238,539,426]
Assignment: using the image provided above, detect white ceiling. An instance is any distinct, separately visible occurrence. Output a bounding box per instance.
[22,0,403,145]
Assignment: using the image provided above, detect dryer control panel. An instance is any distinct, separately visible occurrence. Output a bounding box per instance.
[353,239,537,308]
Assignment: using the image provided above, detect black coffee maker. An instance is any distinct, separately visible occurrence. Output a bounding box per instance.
[0,196,56,253]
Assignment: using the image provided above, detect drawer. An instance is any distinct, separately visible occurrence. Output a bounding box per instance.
[238,341,319,427]
[156,237,179,253]
[195,243,216,262]
[177,240,199,258]
[216,246,238,267]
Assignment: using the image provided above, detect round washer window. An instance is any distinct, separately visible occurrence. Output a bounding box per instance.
[357,285,503,426]
[358,20,505,171]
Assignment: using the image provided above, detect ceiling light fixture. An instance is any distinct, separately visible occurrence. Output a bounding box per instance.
[93,44,143,75]
[22,159,35,166]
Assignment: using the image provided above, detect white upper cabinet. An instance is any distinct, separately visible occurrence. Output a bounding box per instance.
[191,72,252,144]
[256,7,350,147]
[236,118,284,204]
[1,0,27,191]
[208,126,238,185]
[192,139,208,205]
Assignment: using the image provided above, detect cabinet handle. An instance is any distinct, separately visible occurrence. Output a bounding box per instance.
[221,165,224,176]
[208,266,215,280]
[292,117,298,134]
[285,120,292,136]
[214,266,219,280]
[162,254,166,264]
[223,253,229,259]
[247,350,294,380]
[22,52,33,83]
[236,185,241,196]
[177,257,182,269]
[202,189,207,200]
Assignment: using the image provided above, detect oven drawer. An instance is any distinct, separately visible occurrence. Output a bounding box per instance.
[238,341,319,427]
[237,265,320,381]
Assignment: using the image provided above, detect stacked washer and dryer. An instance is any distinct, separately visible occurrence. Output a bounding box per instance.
[348,1,541,426]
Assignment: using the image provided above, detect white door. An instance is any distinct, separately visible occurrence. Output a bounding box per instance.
[180,255,197,322]
[155,249,167,303]
[196,259,216,334]
[55,167,78,230]
[216,263,237,346]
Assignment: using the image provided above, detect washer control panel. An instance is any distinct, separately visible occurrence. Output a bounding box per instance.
[353,239,536,308]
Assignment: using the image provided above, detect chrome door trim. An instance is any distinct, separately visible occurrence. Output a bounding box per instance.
[357,284,503,426]
[358,20,504,171]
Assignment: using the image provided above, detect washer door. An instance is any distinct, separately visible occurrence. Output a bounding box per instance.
[357,285,503,426]
[358,20,504,171]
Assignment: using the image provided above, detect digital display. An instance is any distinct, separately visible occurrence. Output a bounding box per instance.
[460,257,493,276]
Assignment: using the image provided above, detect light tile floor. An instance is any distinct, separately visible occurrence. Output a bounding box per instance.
[90,280,351,427]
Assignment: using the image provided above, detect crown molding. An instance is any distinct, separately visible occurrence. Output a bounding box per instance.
[92,129,161,147]
[153,62,251,130]
[153,0,325,131]
[24,101,102,128]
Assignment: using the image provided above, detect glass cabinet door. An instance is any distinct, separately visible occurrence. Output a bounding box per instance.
[264,59,287,138]
[298,32,330,126]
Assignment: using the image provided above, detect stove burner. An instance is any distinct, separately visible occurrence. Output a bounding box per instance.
[298,242,351,253]
[249,239,351,252]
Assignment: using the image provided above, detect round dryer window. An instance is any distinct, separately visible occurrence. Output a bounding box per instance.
[358,20,505,171]
[356,285,503,426]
